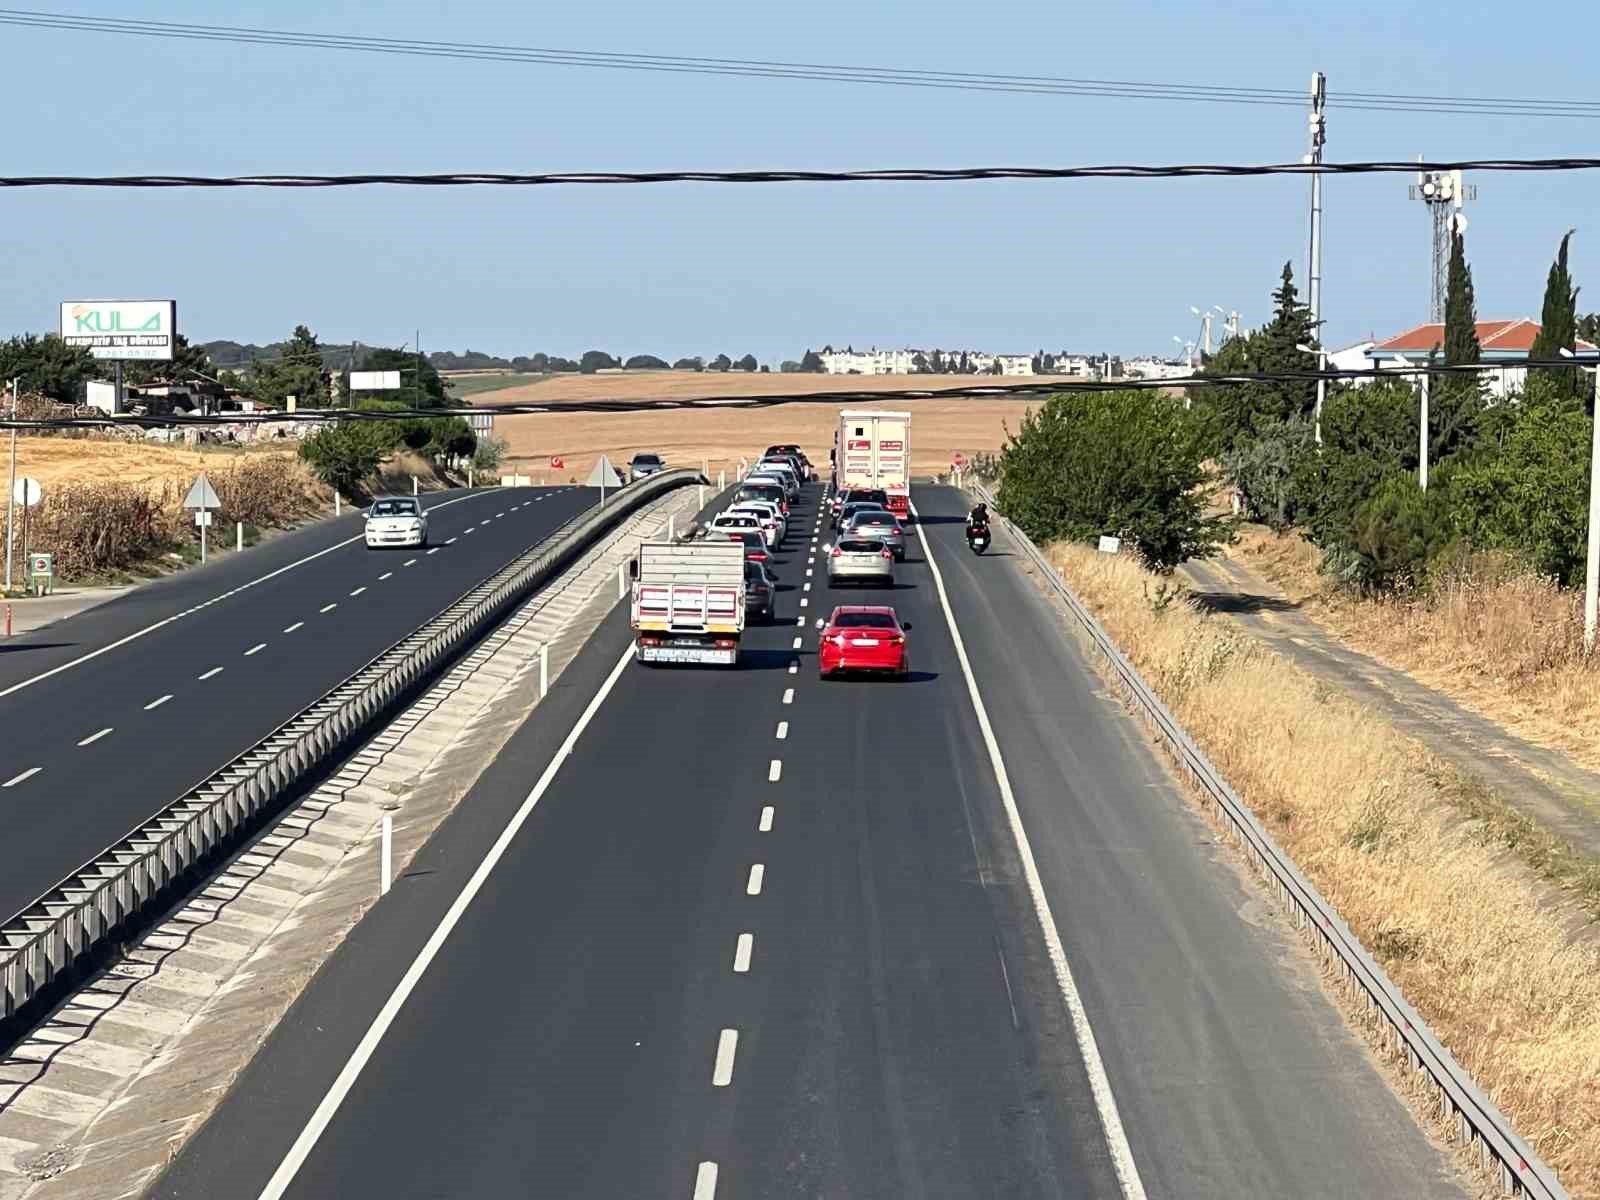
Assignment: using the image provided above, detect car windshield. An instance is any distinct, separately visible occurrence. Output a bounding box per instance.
[834,612,896,629]
[849,510,893,525]
[847,490,887,505]
[371,499,420,517]
[736,487,780,501]
[632,454,661,466]
[839,539,882,553]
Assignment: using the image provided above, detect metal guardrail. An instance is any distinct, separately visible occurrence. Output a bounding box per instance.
[1,470,703,1024]
[967,480,1566,1200]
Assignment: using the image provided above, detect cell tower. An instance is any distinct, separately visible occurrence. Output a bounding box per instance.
[1409,160,1476,322]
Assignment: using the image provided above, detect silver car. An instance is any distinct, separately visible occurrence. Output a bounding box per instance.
[827,536,894,586]
[842,508,905,560]
[364,496,428,549]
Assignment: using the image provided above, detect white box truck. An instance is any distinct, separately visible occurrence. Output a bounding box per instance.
[629,541,747,666]
[834,409,911,518]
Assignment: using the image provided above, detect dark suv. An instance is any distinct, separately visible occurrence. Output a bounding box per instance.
[744,559,777,623]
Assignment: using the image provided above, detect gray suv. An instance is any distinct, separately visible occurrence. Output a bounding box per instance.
[629,451,666,482]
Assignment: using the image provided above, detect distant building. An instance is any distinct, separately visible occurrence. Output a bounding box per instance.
[1365,318,1598,399]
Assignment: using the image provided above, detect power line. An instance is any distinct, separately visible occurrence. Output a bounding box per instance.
[6,158,1600,189]
[1,359,1586,430]
[4,9,1600,120]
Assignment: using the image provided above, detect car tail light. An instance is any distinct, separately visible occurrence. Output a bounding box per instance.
[714,638,736,649]
[831,547,842,558]
[888,635,904,645]
[830,634,847,647]
[881,548,892,560]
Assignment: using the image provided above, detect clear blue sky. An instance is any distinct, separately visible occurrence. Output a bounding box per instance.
[5,0,1600,362]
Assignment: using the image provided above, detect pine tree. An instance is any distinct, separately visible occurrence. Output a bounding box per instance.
[1433,227,1485,458]
[1530,230,1582,401]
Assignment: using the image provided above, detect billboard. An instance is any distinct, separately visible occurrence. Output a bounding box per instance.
[60,300,176,361]
[350,370,402,390]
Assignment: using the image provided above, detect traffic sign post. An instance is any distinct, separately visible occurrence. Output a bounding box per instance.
[12,477,42,595]
[28,551,53,596]
[183,471,222,564]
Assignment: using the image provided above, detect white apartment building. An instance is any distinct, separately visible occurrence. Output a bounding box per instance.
[820,347,918,375]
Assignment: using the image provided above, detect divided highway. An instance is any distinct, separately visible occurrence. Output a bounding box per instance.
[0,485,595,924]
[155,483,1466,1198]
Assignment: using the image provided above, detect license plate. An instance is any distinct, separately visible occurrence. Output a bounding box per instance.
[849,638,879,647]
[641,646,737,665]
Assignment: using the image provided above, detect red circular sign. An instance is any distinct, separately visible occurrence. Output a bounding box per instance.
[550,455,565,468]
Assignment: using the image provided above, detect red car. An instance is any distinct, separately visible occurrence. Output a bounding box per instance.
[817,606,911,680]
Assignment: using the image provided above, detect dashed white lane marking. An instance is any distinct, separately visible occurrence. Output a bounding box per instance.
[446,538,458,545]
[694,1162,719,1199]
[378,572,394,580]
[788,660,798,674]
[427,547,441,555]
[712,1029,739,1086]
[782,688,794,704]
[245,642,268,656]
[479,519,491,526]
[350,587,367,597]
[791,637,802,650]
[283,621,304,633]
[733,934,753,974]
[464,527,476,535]
[806,569,813,577]
[776,722,789,742]
[320,604,338,614]
[803,582,811,591]
[77,727,113,747]
[800,598,808,608]
[496,511,505,517]
[198,667,224,681]
[746,864,764,896]
[759,806,774,832]
[249,643,635,1200]
[403,558,418,566]
[145,694,173,710]
[914,498,1149,1200]
[3,767,41,787]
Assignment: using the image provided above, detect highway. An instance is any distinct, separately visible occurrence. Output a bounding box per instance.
[0,485,595,924]
[154,483,1465,1199]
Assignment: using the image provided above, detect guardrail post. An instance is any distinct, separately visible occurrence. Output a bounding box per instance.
[468,468,474,488]
[236,521,244,553]
[413,476,419,497]
[668,514,676,542]
[698,485,705,509]
[335,492,341,518]
[617,562,626,599]
[718,469,726,489]
[380,811,393,896]
[540,643,549,698]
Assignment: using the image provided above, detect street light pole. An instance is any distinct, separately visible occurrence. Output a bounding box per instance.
[3,377,16,592]
[1390,355,1428,490]
[1307,72,1327,445]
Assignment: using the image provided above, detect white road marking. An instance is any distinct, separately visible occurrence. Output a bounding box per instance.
[694,1162,719,1199]
[464,528,475,535]
[788,661,798,674]
[446,538,458,545]
[759,806,774,832]
[805,568,813,577]
[0,491,492,704]
[77,727,113,747]
[427,548,441,555]
[198,667,224,681]
[403,558,418,566]
[245,643,267,656]
[497,511,505,518]
[734,934,753,974]
[349,587,366,597]
[320,604,338,614]
[250,643,635,1200]
[791,637,802,650]
[378,572,394,580]
[914,499,1149,1200]
[746,864,764,895]
[800,598,808,608]
[796,615,806,626]
[775,722,788,740]
[803,582,811,591]
[782,688,794,704]
[479,519,490,526]
[3,767,41,787]
[712,1029,739,1086]
[144,694,173,710]
[283,622,304,633]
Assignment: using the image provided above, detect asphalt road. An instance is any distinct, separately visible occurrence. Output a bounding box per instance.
[155,483,1466,1199]
[0,485,595,923]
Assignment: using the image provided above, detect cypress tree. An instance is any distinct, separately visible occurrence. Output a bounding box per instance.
[1434,228,1485,458]
[1530,230,1581,401]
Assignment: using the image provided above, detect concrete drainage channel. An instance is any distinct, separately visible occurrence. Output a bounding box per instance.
[0,482,705,1199]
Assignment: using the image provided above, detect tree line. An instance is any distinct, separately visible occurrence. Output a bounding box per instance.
[996,230,1600,593]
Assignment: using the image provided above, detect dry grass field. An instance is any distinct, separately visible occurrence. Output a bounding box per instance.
[480,371,1069,480]
[4,435,299,497]
[1051,540,1600,1195]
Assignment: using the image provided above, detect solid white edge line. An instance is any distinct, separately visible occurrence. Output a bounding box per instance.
[0,491,492,703]
[733,933,753,974]
[712,1029,739,1086]
[77,727,113,746]
[144,694,173,710]
[253,642,636,1200]
[694,1161,719,1199]
[912,497,1149,1200]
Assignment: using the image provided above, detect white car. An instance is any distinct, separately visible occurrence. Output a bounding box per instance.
[709,512,764,542]
[728,502,783,547]
[732,498,786,538]
[747,470,798,501]
[365,496,429,549]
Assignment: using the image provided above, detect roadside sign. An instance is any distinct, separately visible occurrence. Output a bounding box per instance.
[28,552,53,596]
[1097,535,1122,554]
[183,471,221,510]
[11,477,41,507]
[350,370,402,391]
[60,300,176,362]
[586,455,624,488]
[194,511,214,528]
[469,412,495,434]
[550,455,565,469]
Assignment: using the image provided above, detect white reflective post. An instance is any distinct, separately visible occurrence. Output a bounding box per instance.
[380,813,393,896]
[540,643,550,697]
[335,492,342,518]
[236,521,244,552]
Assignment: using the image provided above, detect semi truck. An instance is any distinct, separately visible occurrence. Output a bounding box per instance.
[629,541,747,666]
[834,409,911,517]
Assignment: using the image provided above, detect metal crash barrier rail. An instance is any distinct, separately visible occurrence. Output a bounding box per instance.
[967,481,1566,1200]
[1,469,704,1026]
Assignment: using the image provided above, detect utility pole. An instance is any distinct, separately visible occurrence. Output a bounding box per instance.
[416,329,423,408]
[1306,71,1327,445]
[3,378,16,592]
[1391,355,1428,490]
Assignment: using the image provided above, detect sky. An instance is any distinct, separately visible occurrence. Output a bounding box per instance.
[5,0,1600,363]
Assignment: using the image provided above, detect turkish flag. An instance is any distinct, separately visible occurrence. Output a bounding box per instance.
[550,455,565,468]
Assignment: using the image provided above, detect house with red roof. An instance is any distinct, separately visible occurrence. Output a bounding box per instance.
[1362,318,1598,398]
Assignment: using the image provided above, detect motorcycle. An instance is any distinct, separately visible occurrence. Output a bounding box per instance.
[966,522,990,554]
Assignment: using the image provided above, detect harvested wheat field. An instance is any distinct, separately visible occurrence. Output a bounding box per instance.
[482,372,1070,481]
[5,435,299,496]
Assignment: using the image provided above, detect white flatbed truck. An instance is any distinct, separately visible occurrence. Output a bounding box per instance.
[629,541,747,666]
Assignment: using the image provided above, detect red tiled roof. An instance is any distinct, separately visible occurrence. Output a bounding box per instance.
[1372,318,1597,354]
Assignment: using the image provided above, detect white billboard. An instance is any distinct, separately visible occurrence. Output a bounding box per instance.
[350,370,402,390]
[60,300,176,361]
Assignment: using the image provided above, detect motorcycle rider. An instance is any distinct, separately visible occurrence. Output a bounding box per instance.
[966,503,989,534]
